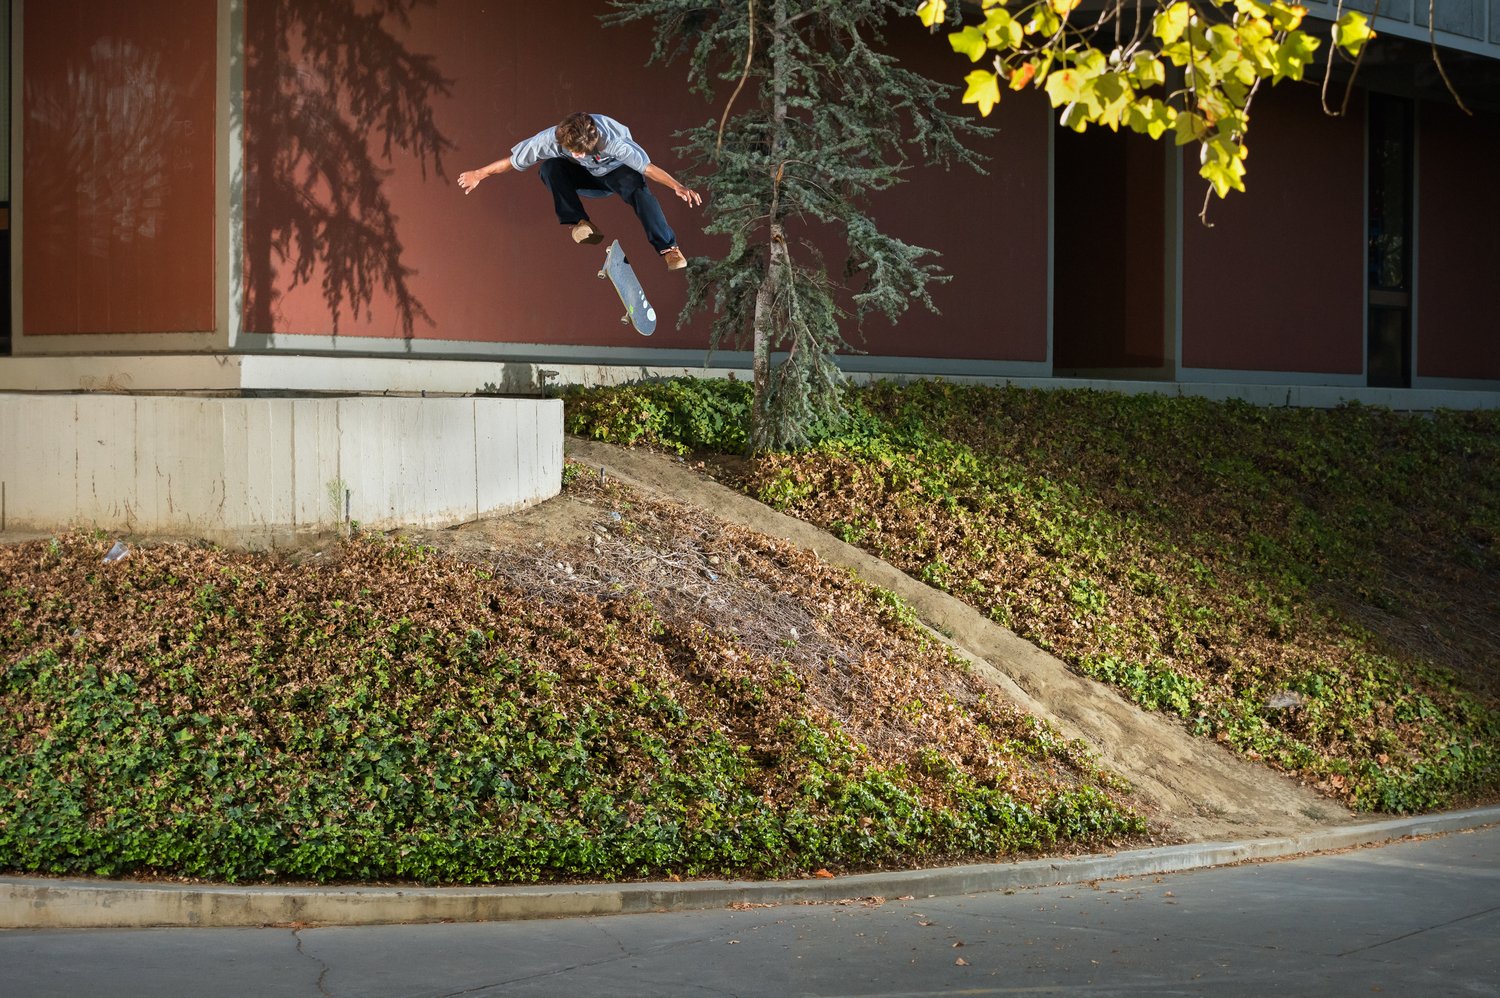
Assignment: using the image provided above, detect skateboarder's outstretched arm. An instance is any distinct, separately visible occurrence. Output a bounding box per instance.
[643,164,702,207]
[459,156,698,205]
[457,157,512,195]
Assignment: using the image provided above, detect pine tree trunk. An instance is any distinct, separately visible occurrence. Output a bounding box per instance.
[751,223,791,452]
[750,0,791,452]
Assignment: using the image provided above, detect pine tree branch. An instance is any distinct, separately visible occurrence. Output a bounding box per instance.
[717,0,757,158]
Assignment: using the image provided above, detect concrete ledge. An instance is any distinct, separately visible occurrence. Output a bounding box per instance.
[2,354,1497,411]
[0,394,563,546]
[3,806,1495,929]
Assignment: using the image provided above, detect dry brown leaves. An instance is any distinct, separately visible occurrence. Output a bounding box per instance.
[0,467,1127,821]
[475,472,1105,806]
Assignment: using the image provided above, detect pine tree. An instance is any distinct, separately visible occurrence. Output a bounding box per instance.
[608,0,988,451]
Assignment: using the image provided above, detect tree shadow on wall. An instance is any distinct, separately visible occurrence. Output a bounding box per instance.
[239,0,453,342]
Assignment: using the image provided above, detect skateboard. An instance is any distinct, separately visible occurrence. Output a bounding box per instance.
[597,239,656,336]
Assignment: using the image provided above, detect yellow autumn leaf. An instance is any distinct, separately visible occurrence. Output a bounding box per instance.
[1009,61,1038,90]
[1333,10,1375,55]
[962,69,1003,116]
[949,25,990,61]
[1051,0,1082,13]
[917,0,948,28]
[1155,1,1191,44]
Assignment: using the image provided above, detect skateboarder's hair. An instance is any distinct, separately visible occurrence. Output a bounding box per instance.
[556,112,603,156]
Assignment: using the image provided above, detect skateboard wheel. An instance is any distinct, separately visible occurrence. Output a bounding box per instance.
[620,315,629,325]
[597,270,607,280]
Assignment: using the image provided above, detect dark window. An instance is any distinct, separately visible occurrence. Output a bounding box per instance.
[1052,127,1168,376]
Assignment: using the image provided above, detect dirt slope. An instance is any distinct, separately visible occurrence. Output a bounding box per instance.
[565,437,1354,842]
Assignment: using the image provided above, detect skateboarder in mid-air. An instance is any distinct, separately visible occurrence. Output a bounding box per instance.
[457,112,702,270]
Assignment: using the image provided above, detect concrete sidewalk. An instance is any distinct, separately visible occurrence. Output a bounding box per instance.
[4,805,1495,930]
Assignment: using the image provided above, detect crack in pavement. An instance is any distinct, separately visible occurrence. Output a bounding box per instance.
[293,928,334,997]
[1337,903,1500,958]
[594,921,630,957]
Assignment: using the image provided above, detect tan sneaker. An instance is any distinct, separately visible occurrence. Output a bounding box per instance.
[570,220,603,245]
[662,247,687,271]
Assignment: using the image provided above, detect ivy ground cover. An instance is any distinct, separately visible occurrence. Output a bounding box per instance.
[0,470,1144,884]
[566,379,1500,813]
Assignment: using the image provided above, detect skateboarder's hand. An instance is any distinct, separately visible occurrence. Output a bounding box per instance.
[457,170,484,195]
[674,186,703,207]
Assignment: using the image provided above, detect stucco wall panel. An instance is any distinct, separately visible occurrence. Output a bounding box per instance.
[1181,89,1366,374]
[22,1,217,335]
[1417,103,1500,381]
[239,0,1051,364]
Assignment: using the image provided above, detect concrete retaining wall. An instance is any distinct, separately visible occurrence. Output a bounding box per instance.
[0,394,563,546]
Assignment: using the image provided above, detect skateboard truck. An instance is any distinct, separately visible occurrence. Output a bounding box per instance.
[594,269,631,325]
[591,268,627,322]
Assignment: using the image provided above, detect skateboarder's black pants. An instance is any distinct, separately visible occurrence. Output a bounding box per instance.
[539,159,677,253]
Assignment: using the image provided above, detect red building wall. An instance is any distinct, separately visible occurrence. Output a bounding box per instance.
[1181,87,1366,374]
[1417,103,1500,381]
[239,0,1051,363]
[20,1,1490,384]
[22,1,217,335]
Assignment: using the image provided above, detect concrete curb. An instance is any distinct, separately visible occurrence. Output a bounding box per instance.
[4,806,1496,929]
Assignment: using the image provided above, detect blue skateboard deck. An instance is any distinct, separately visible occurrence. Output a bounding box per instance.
[597,240,656,336]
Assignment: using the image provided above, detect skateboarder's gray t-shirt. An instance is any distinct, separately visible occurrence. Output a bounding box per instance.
[509,114,651,177]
